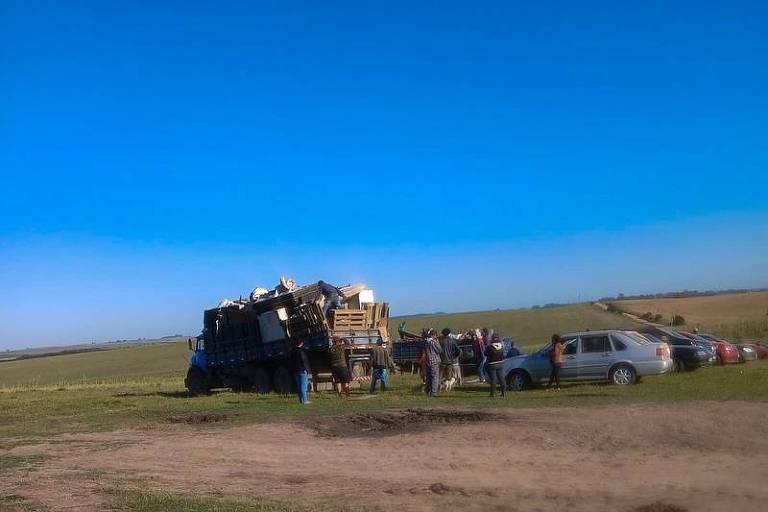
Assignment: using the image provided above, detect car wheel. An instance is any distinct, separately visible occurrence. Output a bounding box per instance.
[506,370,530,391]
[673,358,686,373]
[609,364,636,386]
[185,366,210,396]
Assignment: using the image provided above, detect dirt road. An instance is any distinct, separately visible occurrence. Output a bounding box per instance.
[4,401,768,511]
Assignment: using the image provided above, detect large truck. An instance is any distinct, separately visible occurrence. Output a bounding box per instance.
[185,278,390,395]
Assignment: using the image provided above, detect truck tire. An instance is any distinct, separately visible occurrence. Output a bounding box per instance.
[273,365,293,395]
[185,367,209,396]
[252,367,272,394]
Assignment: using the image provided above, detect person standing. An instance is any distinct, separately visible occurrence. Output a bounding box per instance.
[548,334,564,390]
[484,333,506,397]
[328,336,351,397]
[474,328,487,383]
[423,329,443,396]
[369,340,394,393]
[439,328,461,387]
[290,340,312,405]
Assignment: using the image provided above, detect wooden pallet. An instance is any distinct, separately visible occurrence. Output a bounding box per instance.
[288,302,329,340]
[331,309,368,329]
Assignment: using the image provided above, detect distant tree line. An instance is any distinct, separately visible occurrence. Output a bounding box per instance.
[600,287,768,302]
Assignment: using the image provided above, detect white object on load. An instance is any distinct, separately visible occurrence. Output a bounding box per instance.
[278,276,297,292]
[339,283,366,299]
[359,289,375,304]
[250,287,269,302]
[218,299,236,308]
[275,307,288,321]
[258,311,286,343]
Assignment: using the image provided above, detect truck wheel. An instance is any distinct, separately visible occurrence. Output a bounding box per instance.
[185,367,209,396]
[273,365,293,395]
[252,368,272,394]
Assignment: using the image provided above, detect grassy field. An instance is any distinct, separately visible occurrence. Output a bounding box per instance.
[390,303,639,346]
[0,342,190,388]
[1,360,766,442]
[613,291,768,340]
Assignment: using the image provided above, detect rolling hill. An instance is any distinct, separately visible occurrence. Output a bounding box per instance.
[611,291,768,340]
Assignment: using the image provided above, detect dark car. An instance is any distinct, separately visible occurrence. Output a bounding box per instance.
[638,327,716,371]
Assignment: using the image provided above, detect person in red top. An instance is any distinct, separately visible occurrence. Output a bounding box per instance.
[547,334,564,390]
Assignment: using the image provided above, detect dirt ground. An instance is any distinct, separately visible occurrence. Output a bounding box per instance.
[3,401,768,511]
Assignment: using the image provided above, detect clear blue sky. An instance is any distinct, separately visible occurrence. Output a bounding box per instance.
[1,1,766,349]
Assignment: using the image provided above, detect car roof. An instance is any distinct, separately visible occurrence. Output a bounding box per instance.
[562,329,631,337]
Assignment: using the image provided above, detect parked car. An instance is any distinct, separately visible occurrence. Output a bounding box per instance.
[503,330,672,391]
[696,333,742,364]
[639,327,716,371]
[749,343,768,359]
[735,344,758,362]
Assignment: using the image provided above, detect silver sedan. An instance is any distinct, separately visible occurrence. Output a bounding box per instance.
[504,330,673,390]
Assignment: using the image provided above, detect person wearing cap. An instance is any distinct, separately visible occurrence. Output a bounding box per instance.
[439,328,461,387]
[328,336,351,397]
[290,340,312,405]
[423,329,443,396]
[369,339,394,393]
[484,333,506,397]
[547,334,564,390]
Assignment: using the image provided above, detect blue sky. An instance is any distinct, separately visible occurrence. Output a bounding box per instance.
[1,1,766,349]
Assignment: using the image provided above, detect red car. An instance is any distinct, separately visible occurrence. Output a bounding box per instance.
[748,343,768,359]
[695,333,741,364]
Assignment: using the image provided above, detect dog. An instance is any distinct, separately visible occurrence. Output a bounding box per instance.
[441,376,457,392]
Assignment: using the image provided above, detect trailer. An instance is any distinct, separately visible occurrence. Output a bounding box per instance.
[185,278,390,395]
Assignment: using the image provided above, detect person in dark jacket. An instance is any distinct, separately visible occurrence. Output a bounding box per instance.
[369,340,394,392]
[318,280,342,315]
[484,334,506,397]
[328,336,351,397]
[290,340,312,404]
[439,328,461,386]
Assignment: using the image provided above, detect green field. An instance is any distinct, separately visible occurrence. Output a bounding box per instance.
[2,360,767,442]
[612,291,768,340]
[390,303,639,346]
[0,342,190,388]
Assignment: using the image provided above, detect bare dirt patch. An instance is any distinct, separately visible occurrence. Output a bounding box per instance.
[630,503,688,512]
[165,412,235,424]
[311,408,502,437]
[4,402,768,512]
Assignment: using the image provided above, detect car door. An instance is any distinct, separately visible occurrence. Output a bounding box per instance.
[577,335,614,379]
[559,337,579,380]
